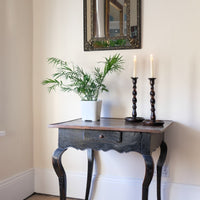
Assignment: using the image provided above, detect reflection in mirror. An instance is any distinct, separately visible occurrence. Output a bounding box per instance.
[84,0,141,51]
[94,0,105,38]
[107,0,126,37]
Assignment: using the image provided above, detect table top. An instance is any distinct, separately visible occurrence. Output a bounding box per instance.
[49,118,173,134]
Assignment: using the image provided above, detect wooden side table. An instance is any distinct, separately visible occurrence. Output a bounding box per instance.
[50,118,172,200]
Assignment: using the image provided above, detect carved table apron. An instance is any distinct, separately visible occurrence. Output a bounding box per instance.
[50,118,172,200]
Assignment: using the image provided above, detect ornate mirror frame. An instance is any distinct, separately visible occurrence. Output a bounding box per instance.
[84,0,141,51]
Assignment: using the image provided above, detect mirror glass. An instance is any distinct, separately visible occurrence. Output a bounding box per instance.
[84,0,141,51]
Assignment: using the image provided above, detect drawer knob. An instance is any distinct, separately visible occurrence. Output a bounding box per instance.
[99,134,104,139]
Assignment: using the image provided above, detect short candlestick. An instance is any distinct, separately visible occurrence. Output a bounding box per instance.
[125,77,144,123]
[143,78,164,126]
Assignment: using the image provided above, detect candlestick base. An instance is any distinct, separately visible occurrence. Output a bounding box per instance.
[143,120,164,126]
[125,117,144,123]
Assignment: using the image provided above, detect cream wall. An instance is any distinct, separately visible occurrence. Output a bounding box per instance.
[33,0,200,198]
[0,0,33,180]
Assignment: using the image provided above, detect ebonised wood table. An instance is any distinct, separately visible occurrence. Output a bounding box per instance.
[50,118,172,200]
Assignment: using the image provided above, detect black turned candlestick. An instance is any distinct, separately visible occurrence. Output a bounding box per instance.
[143,78,164,126]
[125,77,144,123]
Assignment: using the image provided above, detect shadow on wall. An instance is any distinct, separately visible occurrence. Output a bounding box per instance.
[101,100,126,118]
[164,121,200,199]
[89,122,200,200]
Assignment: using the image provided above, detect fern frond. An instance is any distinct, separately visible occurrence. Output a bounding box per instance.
[103,54,124,77]
[42,55,124,100]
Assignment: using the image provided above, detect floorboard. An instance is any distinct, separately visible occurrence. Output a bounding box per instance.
[25,193,80,200]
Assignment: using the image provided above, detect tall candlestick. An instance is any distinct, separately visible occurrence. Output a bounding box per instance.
[143,78,164,126]
[125,77,144,123]
[133,55,137,77]
[150,54,154,78]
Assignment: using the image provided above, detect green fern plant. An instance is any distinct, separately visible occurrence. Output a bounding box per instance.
[42,54,124,101]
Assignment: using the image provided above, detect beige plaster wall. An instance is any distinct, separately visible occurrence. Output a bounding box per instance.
[0,0,33,180]
[33,0,200,187]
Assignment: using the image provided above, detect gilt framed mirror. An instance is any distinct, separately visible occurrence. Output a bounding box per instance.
[84,0,141,51]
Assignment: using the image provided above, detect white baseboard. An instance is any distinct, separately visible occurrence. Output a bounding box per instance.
[0,169,34,200]
[34,168,166,200]
[34,168,87,199]
[2,168,200,200]
[34,168,200,200]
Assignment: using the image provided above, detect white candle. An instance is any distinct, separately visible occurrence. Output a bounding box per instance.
[150,54,154,78]
[133,55,137,77]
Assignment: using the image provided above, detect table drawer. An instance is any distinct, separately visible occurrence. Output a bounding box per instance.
[84,130,122,143]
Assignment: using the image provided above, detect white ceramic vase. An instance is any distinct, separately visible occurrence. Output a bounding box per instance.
[80,100,102,121]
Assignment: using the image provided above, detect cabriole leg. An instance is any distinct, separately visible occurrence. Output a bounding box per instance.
[157,141,167,200]
[85,149,94,200]
[142,154,154,200]
[52,148,67,200]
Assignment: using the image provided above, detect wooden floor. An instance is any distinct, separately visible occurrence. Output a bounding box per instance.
[25,193,80,200]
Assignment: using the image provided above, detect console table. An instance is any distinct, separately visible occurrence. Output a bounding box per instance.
[50,118,172,200]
